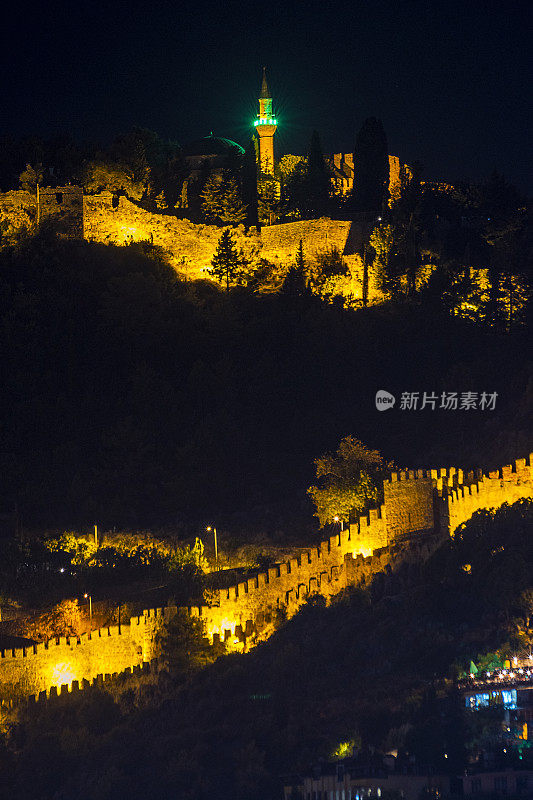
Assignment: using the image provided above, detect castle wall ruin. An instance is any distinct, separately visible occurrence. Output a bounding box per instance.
[0,414,529,703]
[0,190,385,303]
[37,185,84,239]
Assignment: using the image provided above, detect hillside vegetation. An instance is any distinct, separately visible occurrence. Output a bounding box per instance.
[0,233,531,530]
[3,500,533,800]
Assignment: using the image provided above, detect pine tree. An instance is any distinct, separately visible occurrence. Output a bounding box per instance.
[218,176,247,225]
[350,117,389,216]
[201,174,247,225]
[208,229,249,291]
[200,175,224,223]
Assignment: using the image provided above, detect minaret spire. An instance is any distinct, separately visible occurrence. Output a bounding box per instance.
[260,66,270,99]
[254,67,277,177]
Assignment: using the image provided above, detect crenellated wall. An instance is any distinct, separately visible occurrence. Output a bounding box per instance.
[0,608,169,703]
[0,191,385,302]
[1,455,531,704]
[439,456,533,535]
[384,471,435,541]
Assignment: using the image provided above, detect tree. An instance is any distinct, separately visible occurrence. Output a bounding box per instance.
[296,238,305,271]
[200,175,225,223]
[312,247,348,289]
[242,137,259,228]
[278,154,305,182]
[349,117,389,215]
[200,174,247,225]
[388,162,425,296]
[208,229,249,290]
[304,130,331,217]
[84,161,144,201]
[470,172,530,331]
[280,156,308,219]
[307,436,389,526]
[257,175,279,226]
[158,609,223,677]
[370,223,399,299]
[279,134,332,220]
[19,163,43,193]
[368,164,428,300]
[109,128,152,197]
[281,239,310,297]
[218,176,247,225]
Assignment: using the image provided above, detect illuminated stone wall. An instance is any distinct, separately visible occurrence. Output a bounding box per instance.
[0,609,167,703]
[0,190,36,234]
[195,521,377,639]
[259,218,353,262]
[259,218,384,303]
[0,353,528,706]
[37,186,84,238]
[441,457,533,535]
[84,193,259,277]
[0,190,385,302]
[384,471,435,541]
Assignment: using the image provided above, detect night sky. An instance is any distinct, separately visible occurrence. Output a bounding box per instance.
[2,0,531,192]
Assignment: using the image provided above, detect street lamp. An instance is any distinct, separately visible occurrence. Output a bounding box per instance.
[84,593,92,624]
[333,515,344,531]
[206,526,218,570]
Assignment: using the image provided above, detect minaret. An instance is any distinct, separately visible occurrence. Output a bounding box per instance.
[254,67,277,177]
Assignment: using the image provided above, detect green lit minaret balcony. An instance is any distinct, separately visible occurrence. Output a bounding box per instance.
[254,117,278,127]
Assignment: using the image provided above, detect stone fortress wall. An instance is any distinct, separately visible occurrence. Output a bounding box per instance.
[0,609,163,705]
[1,455,531,706]
[37,185,84,238]
[0,190,382,302]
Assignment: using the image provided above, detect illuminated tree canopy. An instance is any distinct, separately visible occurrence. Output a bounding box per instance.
[308,436,390,527]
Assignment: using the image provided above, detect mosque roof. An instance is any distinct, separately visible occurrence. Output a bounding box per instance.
[182,134,245,157]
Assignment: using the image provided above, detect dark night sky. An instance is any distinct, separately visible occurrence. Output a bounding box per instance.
[1,0,531,192]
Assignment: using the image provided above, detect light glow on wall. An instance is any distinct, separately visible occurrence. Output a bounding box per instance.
[50,661,77,688]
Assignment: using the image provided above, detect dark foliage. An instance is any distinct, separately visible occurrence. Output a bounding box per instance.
[3,501,533,799]
[0,232,531,531]
[349,117,389,215]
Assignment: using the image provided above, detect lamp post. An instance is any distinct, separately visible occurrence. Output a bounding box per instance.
[333,515,344,532]
[84,593,92,624]
[206,526,218,570]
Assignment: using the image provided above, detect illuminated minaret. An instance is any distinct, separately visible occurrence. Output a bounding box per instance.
[254,67,277,176]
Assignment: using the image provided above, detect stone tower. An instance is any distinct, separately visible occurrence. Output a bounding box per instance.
[254,67,277,176]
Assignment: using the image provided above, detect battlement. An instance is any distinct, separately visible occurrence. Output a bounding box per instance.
[0,660,159,711]
[440,454,533,535]
[0,454,531,705]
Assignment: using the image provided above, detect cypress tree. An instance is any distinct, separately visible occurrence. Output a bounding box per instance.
[242,137,259,229]
[350,117,389,216]
[281,239,309,297]
[304,130,331,218]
